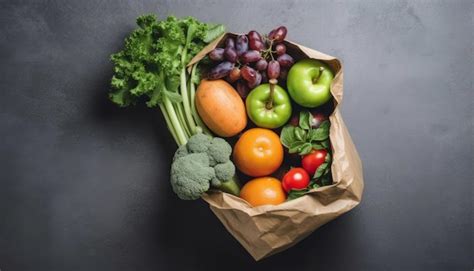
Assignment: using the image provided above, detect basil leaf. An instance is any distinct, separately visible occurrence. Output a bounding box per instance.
[294,127,307,141]
[325,152,332,163]
[288,147,299,153]
[299,111,311,130]
[321,139,330,148]
[323,166,331,176]
[280,125,296,148]
[311,182,320,189]
[299,143,313,155]
[313,162,328,179]
[309,128,328,141]
[289,141,304,153]
[287,189,309,201]
[312,142,326,150]
[289,141,304,148]
[319,120,330,133]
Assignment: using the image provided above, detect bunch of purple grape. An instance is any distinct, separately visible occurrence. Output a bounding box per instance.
[207,26,295,98]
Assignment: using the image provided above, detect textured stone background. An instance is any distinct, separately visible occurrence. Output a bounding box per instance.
[0,0,472,270]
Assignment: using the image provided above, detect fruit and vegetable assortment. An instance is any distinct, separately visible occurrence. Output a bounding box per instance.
[109,14,335,207]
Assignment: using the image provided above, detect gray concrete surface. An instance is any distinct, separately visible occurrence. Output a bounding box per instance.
[0,0,472,270]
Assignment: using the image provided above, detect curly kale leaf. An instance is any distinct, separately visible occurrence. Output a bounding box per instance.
[109,14,225,108]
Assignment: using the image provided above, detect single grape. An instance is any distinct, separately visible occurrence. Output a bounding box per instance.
[224,47,238,62]
[268,29,277,40]
[255,72,262,85]
[267,60,280,80]
[277,54,294,67]
[209,48,225,61]
[241,65,257,82]
[273,26,287,42]
[249,39,265,51]
[247,72,262,89]
[229,67,241,82]
[235,80,250,99]
[208,61,234,79]
[235,35,249,56]
[255,59,268,71]
[225,37,235,48]
[275,43,286,55]
[248,30,263,42]
[240,50,262,63]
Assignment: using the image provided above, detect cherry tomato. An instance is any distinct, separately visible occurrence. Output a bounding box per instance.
[301,149,327,176]
[282,167,310,193]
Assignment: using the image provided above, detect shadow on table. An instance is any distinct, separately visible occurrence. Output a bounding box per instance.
[156,190,364,271]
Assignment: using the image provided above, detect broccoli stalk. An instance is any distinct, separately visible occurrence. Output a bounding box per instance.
[214,175,240,196]
[170,134,241,200]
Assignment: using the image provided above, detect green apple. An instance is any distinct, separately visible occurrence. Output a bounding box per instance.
[287,59,334,108]
[246,83,292,129]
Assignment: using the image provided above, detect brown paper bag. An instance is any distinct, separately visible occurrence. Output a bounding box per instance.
[188,33,364,261]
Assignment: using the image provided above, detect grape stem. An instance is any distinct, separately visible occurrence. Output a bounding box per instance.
[312,67,325,84]
[261,36,275,61]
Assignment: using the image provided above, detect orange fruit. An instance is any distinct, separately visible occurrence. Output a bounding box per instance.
[240,177,286,207]
[233,128,284,177]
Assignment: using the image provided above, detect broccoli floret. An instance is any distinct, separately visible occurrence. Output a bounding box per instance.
[214,161,235,181]
[207,137,232,163]
[169,133,240,200]
[170,153,215,200]
[173,144,189,161]
[212,161,239,196]
[210,177,221,187]
[187,133,212,153]
[208,155,218,167]
[210,160,235,188]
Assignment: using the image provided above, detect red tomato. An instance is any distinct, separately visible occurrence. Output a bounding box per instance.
[302,149,327,176]
[282,167,310,193]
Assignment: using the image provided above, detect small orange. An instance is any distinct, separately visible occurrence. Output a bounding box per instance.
[233,128,283,177]
[240,177,286,207]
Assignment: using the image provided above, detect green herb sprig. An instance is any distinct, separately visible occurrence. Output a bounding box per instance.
[280,111,330,155]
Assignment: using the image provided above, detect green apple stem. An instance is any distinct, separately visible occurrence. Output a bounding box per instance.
[312,67,325,84]
[266,79,278,110]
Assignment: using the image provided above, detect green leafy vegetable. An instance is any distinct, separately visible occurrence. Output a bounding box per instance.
[280,125,297,148]
[279,113,330,156]
[298,111,311,130]
[308,125,329,141]
[109,14,225,146]
[299,143,313,155]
